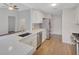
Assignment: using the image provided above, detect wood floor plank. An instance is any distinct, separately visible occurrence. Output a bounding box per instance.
[33,37,75,55]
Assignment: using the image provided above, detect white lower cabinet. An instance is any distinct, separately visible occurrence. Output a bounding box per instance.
[42,30,47,43]
[19,29,47,51]
[19,34,37,50]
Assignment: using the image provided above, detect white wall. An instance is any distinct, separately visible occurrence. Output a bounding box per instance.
[51,15,62,35]
[8,10,19,32]
[18,9,31,32]
[62,8,79,44]
[0,8,8,35]
[0,8,19,35]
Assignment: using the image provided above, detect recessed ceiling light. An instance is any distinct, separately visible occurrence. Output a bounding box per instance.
[51,3,56,7]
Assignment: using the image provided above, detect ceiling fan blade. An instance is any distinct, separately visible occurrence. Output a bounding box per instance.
[3,3,9,6]
[2,3,19,10]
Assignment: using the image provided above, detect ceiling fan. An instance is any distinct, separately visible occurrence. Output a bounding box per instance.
[3,3,19,11]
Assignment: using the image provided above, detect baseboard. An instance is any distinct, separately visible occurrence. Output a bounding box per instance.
[51,33,62,36]
[51,34,62,37]
[50,34,62,42]
[51,34,73,45]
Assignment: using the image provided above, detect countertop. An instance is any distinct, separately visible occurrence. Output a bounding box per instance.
[0,29,45,37]
[0,35,35,55]
[0,29,46,55]
[15,29,46,40]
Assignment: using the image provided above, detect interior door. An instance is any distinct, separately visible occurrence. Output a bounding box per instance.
[8,16,16,33]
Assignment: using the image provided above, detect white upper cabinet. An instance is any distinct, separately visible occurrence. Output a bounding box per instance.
[31,10,44,23]
[74,7,79,24]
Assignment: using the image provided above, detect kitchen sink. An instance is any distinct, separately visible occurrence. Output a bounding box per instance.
[19,33,31,37]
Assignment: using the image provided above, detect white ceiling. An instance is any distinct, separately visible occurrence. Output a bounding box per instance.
[23,3,79,15]
[0,3,79,15]
[0,3,29,11]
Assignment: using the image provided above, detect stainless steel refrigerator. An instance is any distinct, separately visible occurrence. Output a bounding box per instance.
[42,18,51,39]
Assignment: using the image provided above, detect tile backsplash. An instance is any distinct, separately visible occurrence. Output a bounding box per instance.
[32,23,42,30]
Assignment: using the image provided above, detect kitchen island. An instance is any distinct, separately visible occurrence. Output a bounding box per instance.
[0,34,35,55]
[0,28,47,55]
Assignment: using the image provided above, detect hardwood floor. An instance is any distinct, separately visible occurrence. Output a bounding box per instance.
[33,37,75,55]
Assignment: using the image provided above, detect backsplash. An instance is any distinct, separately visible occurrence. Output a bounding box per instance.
[32,23,42,30]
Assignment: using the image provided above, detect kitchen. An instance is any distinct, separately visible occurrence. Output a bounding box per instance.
[0,3,79,55]
[0,3,51,55]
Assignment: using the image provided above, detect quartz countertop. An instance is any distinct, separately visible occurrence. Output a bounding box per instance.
[0,29,45,55]
[0,35,35,55]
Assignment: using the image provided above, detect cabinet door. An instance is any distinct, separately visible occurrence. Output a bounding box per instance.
[20,37,32,46]
[77,13,79,24]
[32,11,38,23]
[19,34,37,49]
[31,34,37,49]
[32,10,43,23]
[37,12,43,23]
[74,7,79,24]
[42,30,46,43]
[74,14,78,24]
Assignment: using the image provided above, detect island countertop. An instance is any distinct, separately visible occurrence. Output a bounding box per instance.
[0,34,35,55]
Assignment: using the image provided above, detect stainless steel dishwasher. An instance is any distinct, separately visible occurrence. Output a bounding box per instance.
[37,32,42,49]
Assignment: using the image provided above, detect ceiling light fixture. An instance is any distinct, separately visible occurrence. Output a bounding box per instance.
[51,3,57,7]
[8,6,14,10]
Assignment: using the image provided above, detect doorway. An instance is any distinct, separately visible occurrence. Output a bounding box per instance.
[8,16,16,34]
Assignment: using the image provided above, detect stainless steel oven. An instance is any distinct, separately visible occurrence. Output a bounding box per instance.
[74,41,79,55]
[72,34,79,55]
